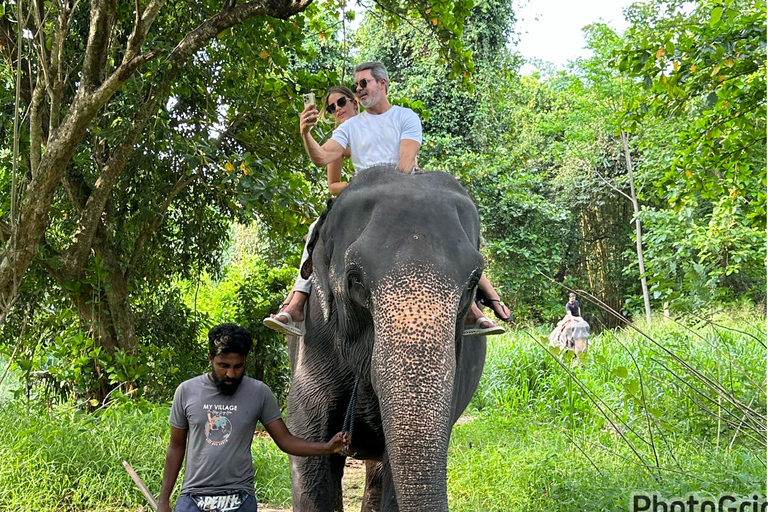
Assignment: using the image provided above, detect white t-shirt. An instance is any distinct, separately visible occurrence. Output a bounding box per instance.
[330,105,422,172]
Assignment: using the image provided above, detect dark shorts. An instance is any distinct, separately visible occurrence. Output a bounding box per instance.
[175,493,257,512]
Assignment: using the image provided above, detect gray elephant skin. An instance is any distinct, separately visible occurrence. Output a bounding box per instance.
[285,167,487,512]
[549,319,590,357]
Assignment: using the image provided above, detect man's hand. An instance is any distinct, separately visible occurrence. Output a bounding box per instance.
[326,431,350,454]
[157,503,172,512]
[300,104,319,135]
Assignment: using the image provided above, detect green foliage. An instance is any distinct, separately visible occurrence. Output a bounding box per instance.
[5,289,206,406]
[179,224,299,405]
[635,202,766,308]
[617,0,767,227]
[0,398,293,511]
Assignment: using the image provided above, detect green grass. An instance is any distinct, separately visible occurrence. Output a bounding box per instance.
[0,397,294,511]
[0,309,764,511]
[447,309,766,511]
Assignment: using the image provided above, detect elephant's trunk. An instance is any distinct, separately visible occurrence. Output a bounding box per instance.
[370,266,459,511]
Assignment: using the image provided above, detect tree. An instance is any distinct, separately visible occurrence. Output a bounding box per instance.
[571,22,653,322]
[615,0,766,309]
[617,0,766,227]
[0,0,475,352]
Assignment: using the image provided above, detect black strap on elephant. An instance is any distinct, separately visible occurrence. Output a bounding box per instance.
[300,198,335,280]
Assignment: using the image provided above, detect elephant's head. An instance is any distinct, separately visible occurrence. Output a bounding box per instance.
[567,320,590,354]
[309,167,483,510]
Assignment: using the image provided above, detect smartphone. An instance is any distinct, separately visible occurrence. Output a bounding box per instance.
[303,92,316,109]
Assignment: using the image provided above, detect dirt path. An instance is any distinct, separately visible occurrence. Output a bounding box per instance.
[261,457,366,512]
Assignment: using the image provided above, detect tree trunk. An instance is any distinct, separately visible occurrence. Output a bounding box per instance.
[0,0,313,329]
[621,131,652,323]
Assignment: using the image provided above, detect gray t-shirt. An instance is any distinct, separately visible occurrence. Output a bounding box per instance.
[170,374,283,496]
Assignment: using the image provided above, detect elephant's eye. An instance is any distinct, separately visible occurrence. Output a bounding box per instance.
[348,272,363,288]
[347,270,368,306]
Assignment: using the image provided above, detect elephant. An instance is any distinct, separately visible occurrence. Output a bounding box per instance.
[284,166,488,512]
[549,318,590,362]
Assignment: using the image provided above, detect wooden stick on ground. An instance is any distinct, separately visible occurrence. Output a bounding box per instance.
[122,461,159,511]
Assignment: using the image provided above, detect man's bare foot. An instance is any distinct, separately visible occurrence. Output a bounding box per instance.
[481,297,512,323]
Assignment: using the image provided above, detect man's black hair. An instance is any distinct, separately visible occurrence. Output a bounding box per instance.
[208,323,253,358]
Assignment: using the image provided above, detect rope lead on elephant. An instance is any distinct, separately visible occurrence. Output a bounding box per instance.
[342,375,360,439]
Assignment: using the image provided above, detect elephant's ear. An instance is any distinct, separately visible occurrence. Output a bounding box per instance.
[305,199,335,322]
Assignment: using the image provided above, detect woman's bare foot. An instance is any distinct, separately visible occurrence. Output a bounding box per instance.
[270,290,308,323]
[463,302,505,336]
[466,302,499,330]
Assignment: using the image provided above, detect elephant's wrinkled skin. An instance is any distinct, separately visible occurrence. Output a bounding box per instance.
[285,167,487,512]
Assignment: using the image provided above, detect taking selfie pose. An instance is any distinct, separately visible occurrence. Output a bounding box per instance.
[266,62,510,337]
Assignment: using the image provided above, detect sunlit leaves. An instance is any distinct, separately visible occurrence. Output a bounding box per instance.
[616,0,766,226]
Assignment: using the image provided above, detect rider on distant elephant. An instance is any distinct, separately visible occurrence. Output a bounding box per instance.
[554,292,582,338]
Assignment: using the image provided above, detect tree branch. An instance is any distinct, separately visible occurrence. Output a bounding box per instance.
[47,1,79,134]
[592,166,633,202]
[125,171,200,282]
[63,0,315,273]
[81,0,118,92]
[0,0,317,328]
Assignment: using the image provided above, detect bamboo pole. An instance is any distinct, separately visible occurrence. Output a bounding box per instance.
[122,461,159,511]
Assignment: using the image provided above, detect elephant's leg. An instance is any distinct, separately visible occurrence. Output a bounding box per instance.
[374,455,399,512]
[286,365,350,511]
[289,453,346,512]
[361,460,384,512]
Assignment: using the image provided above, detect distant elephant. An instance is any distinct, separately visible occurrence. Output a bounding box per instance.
[549,318,590,359]
[285,167,487,512]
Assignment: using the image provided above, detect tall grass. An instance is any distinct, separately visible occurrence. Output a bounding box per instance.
[0,397,293,511]
[0,309,764,511]
[448,309,766,511]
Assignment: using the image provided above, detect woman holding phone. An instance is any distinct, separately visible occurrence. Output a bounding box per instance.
[265,85,510,336]
[264,86,358,335]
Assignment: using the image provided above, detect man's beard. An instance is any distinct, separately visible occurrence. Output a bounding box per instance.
[210,372,243,396]
[359,88,381,109]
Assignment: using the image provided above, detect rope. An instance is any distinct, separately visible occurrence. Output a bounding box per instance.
[342,375,360,437]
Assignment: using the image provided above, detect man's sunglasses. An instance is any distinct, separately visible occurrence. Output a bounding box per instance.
[352,78,376,94]
[325,96,349,115]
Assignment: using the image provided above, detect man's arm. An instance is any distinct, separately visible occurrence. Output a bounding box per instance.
[396,139,421,173]
[157,427,188,512]
[300,106,346,167]
[263,418,347,456]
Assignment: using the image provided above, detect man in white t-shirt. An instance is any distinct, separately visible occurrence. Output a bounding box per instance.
[300,61,421,173]
[298,62,505,336]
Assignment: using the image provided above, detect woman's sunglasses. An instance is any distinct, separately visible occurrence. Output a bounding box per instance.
[351,78,375,94]
[326,96,349,114]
